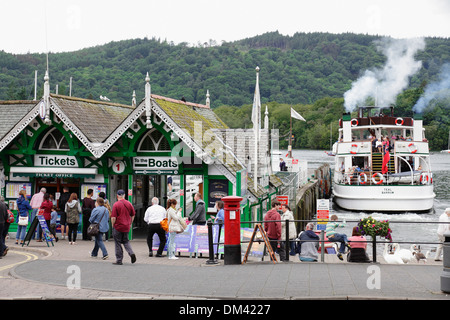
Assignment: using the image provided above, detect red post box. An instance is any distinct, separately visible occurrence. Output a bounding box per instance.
[222,195,243,265]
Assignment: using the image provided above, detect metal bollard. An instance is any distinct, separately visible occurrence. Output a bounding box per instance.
[206,219,218,265]
[320,230,325,263]
[440,231,450,293]
[372,236,378,263]
[285,219,290,262]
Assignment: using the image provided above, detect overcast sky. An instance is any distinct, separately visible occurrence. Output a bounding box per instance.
[1,0,449,54]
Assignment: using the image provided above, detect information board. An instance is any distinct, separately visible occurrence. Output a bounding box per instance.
[316,199,330,230]
[5,182,32,198]
[23,213,54,247]
[80,184,107,200]
[276,195,289,206]
[208,179,228,208]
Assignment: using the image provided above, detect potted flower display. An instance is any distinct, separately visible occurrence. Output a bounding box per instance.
[357,216,392,241]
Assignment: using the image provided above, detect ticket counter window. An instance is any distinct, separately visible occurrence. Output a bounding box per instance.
[36,177,80,210]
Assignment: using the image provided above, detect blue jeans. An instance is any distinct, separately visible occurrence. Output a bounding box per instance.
[329,233,348,253]
[16,225,27,241]
[168,232,177,258]
[91,232,108,258]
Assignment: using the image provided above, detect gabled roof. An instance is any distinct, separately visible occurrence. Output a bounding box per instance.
[50,94,134,144]
[0,100,37,137]
[0,100,39,151]
[0,93,261,200]
[151,94,228,140]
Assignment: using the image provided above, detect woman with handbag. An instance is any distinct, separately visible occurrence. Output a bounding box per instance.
[16,190,32,245]
[89,197,109,260]
[167,199,184,260]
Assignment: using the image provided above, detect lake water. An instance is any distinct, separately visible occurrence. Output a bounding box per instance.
[290,149,450,254]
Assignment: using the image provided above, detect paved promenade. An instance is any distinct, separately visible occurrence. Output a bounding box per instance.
[1,236,449,302]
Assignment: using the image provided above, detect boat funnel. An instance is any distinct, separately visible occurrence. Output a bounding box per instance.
[342,112,351,121]
[342,112,352,142]
[413,113,423,142]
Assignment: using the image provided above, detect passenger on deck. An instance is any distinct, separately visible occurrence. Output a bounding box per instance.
[376,137,382,152]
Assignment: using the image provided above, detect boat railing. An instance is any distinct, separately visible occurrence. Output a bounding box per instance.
[333,167,431,186]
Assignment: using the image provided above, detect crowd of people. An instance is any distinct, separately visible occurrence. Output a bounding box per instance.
[1,187,448,264]
[262,207,372,263]
[0,188,209,265]
[262,206,449,263]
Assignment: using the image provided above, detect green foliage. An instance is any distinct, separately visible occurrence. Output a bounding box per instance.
[0,32,449,150]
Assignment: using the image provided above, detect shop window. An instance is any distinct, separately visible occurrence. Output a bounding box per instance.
[39,127,70,150]
[137,129,171,152]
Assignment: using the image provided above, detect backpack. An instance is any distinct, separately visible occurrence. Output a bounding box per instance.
[66,204,80,224]
[6,209,14,223]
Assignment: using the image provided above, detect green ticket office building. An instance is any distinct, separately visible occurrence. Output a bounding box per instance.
[0,74,272,238]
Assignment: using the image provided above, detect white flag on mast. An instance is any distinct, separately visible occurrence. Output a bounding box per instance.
[252,67,261,130]
[291,107,306,121]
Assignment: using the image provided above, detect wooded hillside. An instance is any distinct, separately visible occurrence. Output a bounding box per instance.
[1,31,448,150]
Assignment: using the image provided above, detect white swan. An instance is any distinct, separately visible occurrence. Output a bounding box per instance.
[391,243,415,264]
[383,243,404,264]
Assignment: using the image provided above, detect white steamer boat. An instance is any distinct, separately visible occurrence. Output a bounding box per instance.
[332,107,435,212]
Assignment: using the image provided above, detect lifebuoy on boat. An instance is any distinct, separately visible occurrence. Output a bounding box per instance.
[351,118,358,127]
[372,172,384,185]
[408,143,418,154]
[420,173,430,185]
[358,173,368,185]
[395,117,404,126]
[350,144,359,154]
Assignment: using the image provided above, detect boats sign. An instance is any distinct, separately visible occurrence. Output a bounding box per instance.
[133,156,179,174]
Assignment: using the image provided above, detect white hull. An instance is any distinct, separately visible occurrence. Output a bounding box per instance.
[332,183,435,212]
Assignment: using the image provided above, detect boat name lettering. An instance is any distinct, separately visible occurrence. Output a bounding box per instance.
[381,188,394,195]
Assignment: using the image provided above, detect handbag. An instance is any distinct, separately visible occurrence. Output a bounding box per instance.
[178,211,187,231]
[18,215,29,226]
[160,218,169,232]
[87,208,107,237]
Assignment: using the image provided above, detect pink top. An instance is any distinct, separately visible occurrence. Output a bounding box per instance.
[30,192,45,209]
[348,236,367,249]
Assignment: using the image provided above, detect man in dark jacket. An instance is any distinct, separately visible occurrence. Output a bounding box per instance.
[264,201,285,261]
[58,187,70,240]
[82,189,95,240]
[0,200,9,258]
[188,193,206,225]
